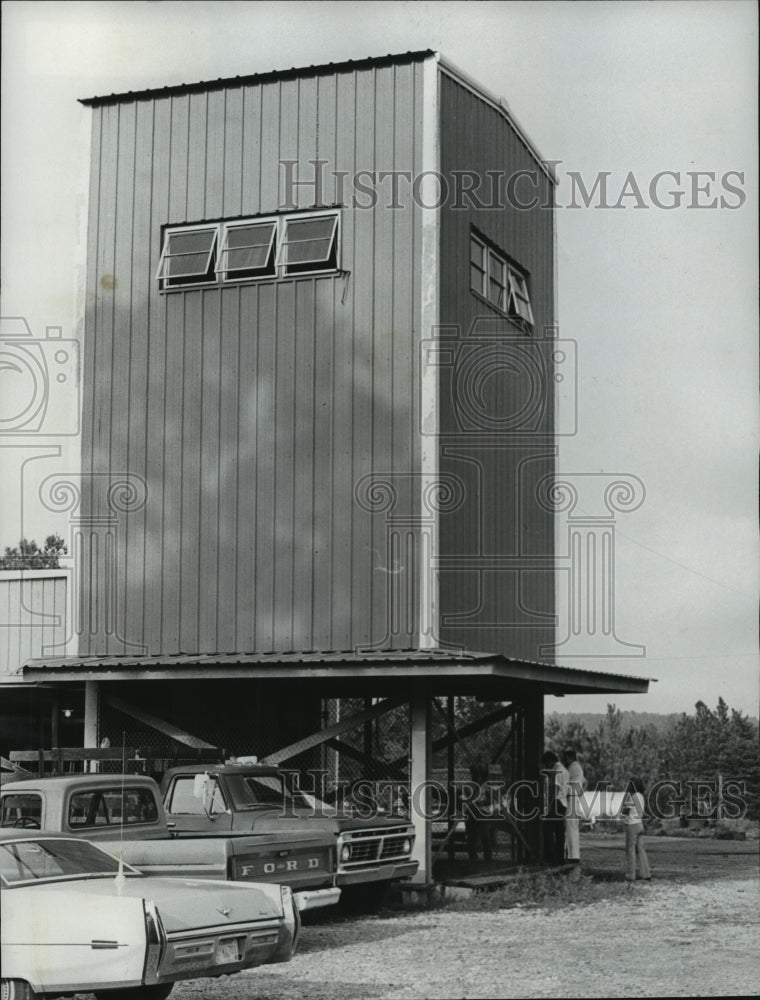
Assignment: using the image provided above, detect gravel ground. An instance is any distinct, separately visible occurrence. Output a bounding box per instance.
[171,835,759,1000]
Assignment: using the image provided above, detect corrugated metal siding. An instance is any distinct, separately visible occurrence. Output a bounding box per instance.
[81,58,428,657]
[0,574,68,676]
[437,72,556,662]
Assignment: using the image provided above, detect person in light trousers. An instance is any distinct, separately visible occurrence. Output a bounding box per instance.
[562,749,586,863]
[623,777,651,881]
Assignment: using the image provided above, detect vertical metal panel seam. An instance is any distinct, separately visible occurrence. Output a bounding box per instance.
[221,88,228,217]
[239,87,246,217]
[289,283,297,648]
[83,107,102,653]
[178,293,187,650]
[418,55,440,648]
[310,284,317,647]
[252,290,261,648]
[195,292,205,653]
[349,69,358,645]
[140,100,156,651]
[329,73,340,651]
[202,90,209,219]
[369,66,378,634]
[271,283,279,648]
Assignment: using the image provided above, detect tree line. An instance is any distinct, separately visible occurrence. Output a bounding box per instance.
[544,699,760,818]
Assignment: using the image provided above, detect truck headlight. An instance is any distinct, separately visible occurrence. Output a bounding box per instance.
[402,838,411,855]
[340,844,351,862]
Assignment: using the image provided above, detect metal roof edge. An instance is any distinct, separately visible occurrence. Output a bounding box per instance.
[20,648,653,691]
[437,56,556,185]
[78,49,437,107]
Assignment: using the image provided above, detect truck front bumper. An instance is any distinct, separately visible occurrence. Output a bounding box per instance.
[293,886,342,911]
[336,860,419,886]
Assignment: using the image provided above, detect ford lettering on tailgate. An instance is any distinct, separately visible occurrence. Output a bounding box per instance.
[235,851,328,879]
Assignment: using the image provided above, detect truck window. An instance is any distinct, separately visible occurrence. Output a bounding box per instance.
[167,776,227,816]
[68,788,158,827]
[1,793,42,828]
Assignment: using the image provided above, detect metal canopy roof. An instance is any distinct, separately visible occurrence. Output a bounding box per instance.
[20,649,651,697]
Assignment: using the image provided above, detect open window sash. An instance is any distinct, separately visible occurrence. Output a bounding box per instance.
[276,214,338,269]
[156,227,218,282]
[219,221,277,277]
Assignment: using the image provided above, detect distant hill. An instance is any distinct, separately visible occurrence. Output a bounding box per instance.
[546,710,681,734]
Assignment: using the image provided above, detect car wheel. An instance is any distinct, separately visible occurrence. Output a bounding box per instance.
[1,980,39,1000]
[93,986,173,1000]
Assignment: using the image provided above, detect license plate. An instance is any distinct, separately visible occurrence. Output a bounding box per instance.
[217,938,240,964]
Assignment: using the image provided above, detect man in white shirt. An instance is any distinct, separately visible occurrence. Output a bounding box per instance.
[562,749,586,864]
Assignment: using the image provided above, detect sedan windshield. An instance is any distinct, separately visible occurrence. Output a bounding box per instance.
[0,838,140,886]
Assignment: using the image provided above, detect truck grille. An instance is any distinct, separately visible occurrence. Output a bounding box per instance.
[340,826,413,868]
[380,836,409,859]
[346,840,380,862]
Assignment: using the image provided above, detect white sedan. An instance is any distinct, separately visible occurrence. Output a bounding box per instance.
[0,830,300,1000]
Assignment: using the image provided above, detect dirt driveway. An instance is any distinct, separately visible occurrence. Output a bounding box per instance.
[175,834,759,999]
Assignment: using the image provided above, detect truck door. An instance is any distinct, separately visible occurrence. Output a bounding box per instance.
[164,773,233,833]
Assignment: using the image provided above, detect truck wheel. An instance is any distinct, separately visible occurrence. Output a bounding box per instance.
[93,986,173,1000]
[1,981,39,1000]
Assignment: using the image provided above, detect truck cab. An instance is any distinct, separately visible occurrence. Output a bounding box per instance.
[161,763,418,890]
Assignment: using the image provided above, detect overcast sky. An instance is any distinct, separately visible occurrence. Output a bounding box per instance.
[1,0,757,716]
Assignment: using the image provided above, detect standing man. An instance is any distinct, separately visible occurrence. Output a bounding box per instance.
[540,750,569,866]
[562,749,586,864]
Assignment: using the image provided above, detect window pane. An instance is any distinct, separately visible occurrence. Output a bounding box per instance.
[164,252,214,277]
[286,237,333,264]
[1,794,42,827]
[219,222,276,276]
[69,791,108,827]
[226,246,271,270]
[157,227,217,281]
[470,237,485,267]
[226,224,274,250]
[286,217,335,242]
[0,838,123,884]
[279,215,337,267]
[471,264,485,295]
[168,230,215,255]
[508,271,534,324]
[489,253,506,283]
[489,278,505,309]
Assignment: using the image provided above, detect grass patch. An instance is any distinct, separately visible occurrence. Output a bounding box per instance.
[442,869,635,912]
